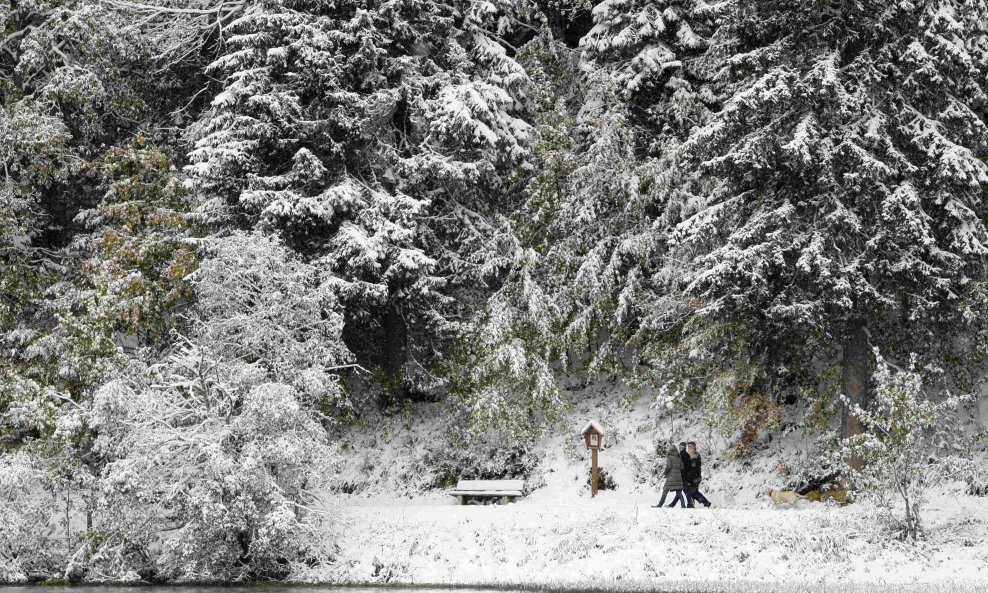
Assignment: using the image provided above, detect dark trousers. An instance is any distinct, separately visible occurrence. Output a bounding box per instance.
[685,482,710,507]
[657,488,686,507]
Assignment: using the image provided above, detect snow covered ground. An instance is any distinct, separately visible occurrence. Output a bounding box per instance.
[302,494,988,589]
[305,383,988,589]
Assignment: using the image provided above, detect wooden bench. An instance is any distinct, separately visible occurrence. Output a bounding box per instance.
[449,479,525,505]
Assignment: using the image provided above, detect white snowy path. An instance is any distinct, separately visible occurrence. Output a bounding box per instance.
[300,492,988,589]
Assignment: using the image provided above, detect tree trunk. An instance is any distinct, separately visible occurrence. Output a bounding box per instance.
[380,302,408,398]
[840,321,870,466]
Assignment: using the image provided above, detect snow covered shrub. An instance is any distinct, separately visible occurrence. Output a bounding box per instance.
[586,466,616,491]
[80,137,197,342]
[193,231,353,414]
[966,476,988,497]
[840,351,972,540]
[424,430,540,489]
[89,353,335,581]
[0,378,105,583]
[774,430,852,504]
[74,232,351,581]
[964,445,988,496]
[369,554,409,583]
[781,453,850,505]
[0,451,66,582]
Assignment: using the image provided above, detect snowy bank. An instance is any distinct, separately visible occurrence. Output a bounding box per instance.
[309,381,988,591]
[297,491,988,589]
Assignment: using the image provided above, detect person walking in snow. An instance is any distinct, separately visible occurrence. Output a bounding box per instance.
[684,441,712,508]
[653,443,687,507]
[678,441,694,507]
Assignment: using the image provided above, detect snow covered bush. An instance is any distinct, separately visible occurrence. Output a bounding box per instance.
[840,351,972,540]
[965,474,988,497]
[586,466,616,491]
[0,451,67,582]
[192,231,353,413]
[78,138,197,342]
[89,355,335,581]
[62,231,353,581]
[424,429,541,489]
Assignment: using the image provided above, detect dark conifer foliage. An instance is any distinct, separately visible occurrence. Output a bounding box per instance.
[675,0,988,438]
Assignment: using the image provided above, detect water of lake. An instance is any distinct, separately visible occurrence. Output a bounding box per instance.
[0,583,512,593]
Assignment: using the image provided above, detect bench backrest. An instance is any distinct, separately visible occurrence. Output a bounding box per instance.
[454,479,525,492]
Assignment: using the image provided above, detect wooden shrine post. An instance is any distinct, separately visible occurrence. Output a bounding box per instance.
[591,447,599,496]
[581,421,605,497]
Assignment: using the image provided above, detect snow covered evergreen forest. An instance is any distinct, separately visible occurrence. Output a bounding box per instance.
[3,0,988,584]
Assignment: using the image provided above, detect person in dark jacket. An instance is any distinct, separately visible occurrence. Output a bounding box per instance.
[653,443,687,507]
[678,441,694,507]
[684,441,712,508]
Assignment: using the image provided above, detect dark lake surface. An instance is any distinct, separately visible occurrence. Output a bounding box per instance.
[0,589,515,593]
[0,583,511,593]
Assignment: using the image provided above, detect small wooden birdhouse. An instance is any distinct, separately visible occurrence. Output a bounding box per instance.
[581,420,605,450]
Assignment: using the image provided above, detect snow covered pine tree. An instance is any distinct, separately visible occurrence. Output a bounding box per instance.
[675,0,988,445]
[187,0,532,400]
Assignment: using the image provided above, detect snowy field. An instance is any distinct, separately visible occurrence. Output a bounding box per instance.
[305,487,988,589]
[306,384,988,589]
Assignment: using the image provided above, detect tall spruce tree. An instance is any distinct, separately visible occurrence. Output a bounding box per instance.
[454,0,724,434]
[187,0,533,399]
[675,0,988,441]
[556,0,720,372]
[495,0,721,371]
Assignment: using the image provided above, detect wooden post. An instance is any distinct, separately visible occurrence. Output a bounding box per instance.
[581,421,605,498]
[591,448,599,497]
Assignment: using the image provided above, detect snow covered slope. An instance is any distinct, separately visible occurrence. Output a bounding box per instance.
[316,382,988,588]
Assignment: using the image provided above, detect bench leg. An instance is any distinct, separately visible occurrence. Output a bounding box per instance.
[459,495,466,506]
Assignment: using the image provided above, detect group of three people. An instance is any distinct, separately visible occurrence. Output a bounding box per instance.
[654,441,712,508]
